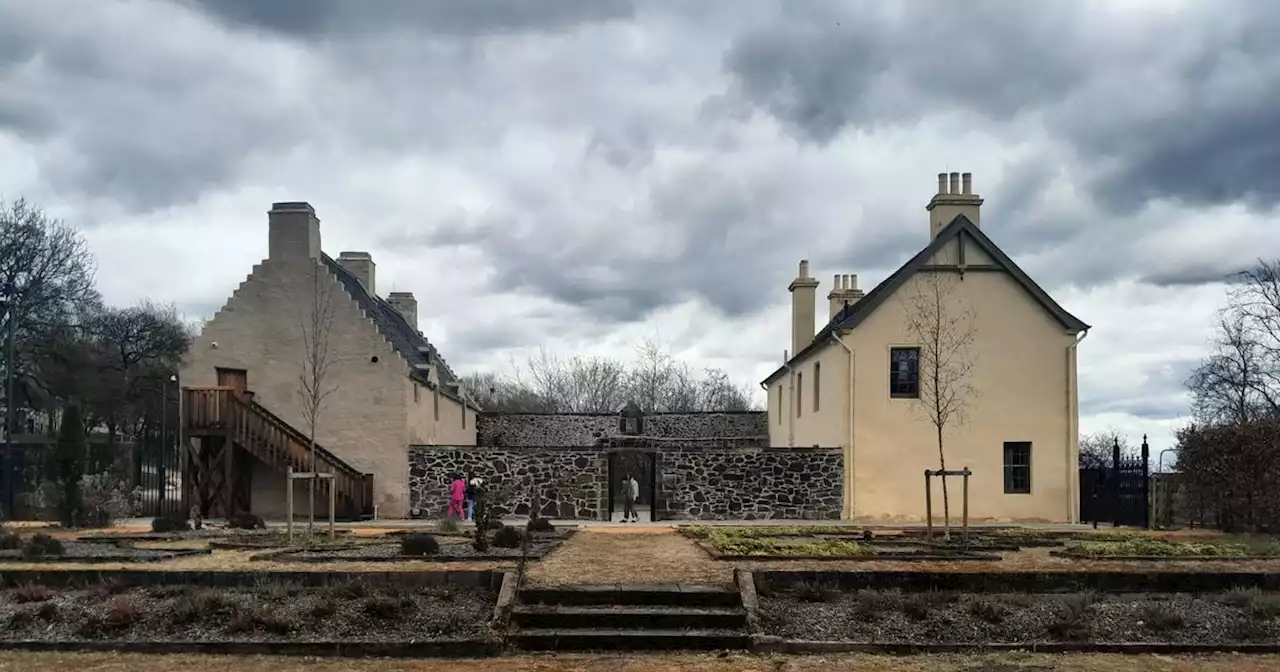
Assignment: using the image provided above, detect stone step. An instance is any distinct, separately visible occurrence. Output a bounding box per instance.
[518,584,740,608]
[509,628,749,651]
[511,604,747,630]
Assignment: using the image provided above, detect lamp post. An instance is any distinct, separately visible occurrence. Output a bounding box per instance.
[171,373,183,517]
[0,298,11,520]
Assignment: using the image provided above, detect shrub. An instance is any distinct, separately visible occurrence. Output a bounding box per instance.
[327,579,369,600]
[493,525,523,549]
[527,517,555,533]
[1140,602,1185,631]
[791,579,839,603]
[1046,594,1095,640]
[33,602,58,621]
[363,595,413,619]
[89,578,129,598]
[172,589,231,625]
[1247,593,1280,621]
[0,526,20,550]
[308,599,338,619]
[852,589,900,620]
[902,593,932,620]
[1221,586,1260,608]
[227,512,266,530]
[964,596,1009,624]
[103,595,143,630]
[151,514,191,533]
[228,606,296,635]
[11,583,53,603]
[80,473,141,528]
[437,516,460,533]
[1072,538,1248,557]
[401,533,440,556]
[146,584,191,600]
[21,533,64,559]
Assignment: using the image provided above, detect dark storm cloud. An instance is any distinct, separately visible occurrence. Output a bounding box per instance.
[723,1,1280,212]
[186,0,634,37]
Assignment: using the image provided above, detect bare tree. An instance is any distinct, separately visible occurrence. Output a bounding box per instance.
[298,263,339,534]
[1079,428,1130,469]
[902,271,978,539]
[459,337,757,413]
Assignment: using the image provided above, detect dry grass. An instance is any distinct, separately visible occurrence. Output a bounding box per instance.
[1,652,1280,671]
[526,528,732,586]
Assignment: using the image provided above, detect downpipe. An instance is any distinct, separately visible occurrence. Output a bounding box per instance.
[831,333,855,520]
[1067,328,1089,523]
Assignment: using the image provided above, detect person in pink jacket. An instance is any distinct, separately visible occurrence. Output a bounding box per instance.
[448,475,466,518]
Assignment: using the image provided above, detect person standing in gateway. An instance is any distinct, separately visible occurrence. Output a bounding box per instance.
[622,472,640,523]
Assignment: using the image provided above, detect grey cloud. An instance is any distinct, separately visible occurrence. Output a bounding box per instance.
[723,1,1280,212]
[186,0,634,37]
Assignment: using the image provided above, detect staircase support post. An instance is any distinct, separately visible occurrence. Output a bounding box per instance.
[329,470,336,541]
[286,466,294,543]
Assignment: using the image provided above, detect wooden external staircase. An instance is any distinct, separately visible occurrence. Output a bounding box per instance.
[182,386,374,520]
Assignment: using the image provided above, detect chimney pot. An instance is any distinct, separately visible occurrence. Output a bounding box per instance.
[937,173,948,194]
[798,259,810,278]
[961,172,972,195]
[848,274,857,290]
[949,172,960,194]
[832,274,841,290]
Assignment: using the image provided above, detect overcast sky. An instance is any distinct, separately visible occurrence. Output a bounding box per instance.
[3,0,1277,453]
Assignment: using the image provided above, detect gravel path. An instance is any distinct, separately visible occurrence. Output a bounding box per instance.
[525,528,732,586]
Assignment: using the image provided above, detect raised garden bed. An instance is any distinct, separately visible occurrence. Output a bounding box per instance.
[0,578,496,647]
[77,529,356,545]
[1054,539,1280,560]
[0,541,210,564]
[758,585,1280,645]
[266,531,572,563]
[686,529,998,561]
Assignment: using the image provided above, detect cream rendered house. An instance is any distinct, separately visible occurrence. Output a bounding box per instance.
[181,202,479,519]
[762,173,1089,523]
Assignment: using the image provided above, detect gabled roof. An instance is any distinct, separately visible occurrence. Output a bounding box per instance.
[321,254,478,410]
[762,214,1089,385]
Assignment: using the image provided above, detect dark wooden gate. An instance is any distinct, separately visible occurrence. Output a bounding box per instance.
[1079,436,1150,528]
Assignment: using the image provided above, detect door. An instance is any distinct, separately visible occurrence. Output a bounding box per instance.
[216,368,248,393]
[609,450,655,522]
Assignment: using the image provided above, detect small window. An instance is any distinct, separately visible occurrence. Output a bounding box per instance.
[462,406,466,429]
[813,362,821,412]
[413,385,420,404]
[433,389,440,421]
[776,385,782,423]
[889,347,920,398]
[1003,442,1031,494]
[796,372,803,417]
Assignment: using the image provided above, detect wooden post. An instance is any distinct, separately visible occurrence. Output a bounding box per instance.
[962,467,970,544]
[286,466,294,543]
[328,471,336,541]
[924,470,933,541]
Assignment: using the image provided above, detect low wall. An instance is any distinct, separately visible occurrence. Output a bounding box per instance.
[409,446,608,519]
[476,411,768,447]
[410,444,843,521]
[657,448,843,520]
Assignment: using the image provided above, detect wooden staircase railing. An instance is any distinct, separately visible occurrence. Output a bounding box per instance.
[183,387,374,517]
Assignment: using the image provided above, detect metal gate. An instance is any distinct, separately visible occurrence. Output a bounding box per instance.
[1079,436,1150,528]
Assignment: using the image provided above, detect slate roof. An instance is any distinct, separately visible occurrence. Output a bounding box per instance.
[761,214,1089,385]
[320,254,475,409]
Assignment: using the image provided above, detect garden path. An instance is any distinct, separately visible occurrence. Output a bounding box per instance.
[524,527,731,586]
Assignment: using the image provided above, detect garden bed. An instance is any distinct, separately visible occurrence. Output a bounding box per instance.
[759,585,1280,645]
[0,542,209,564]
[684,528,998,561]
[1054,538,1280,560]
[268,531,570,563]
[0,579,496,646]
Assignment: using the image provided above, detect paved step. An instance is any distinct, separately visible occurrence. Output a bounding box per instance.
[519,584,740,608]
[512,604,747,630]
[509,628,750,651]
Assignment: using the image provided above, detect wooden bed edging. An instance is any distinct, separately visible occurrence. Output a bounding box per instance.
[734,569,763,637]
[0,639,502,658]
[752,569,1280,593]
[752,638,1280,655]
[1048,551,1269,561]
[696,541,1000,562]
[0,549,211,565]
[0,569,504,590]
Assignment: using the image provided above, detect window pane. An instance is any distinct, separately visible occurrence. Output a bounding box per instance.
[890,348,919,397]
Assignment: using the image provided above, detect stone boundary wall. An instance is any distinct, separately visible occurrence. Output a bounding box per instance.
[657,448,843,521]
[476,411,767,447]
[409,444,842,522]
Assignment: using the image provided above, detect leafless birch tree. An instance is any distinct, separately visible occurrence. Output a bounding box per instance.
[902,271,978,539]
[298,262,339,534]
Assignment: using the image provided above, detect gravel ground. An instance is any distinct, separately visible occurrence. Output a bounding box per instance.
[760,590,1280,644]
[0,541,175,561]
[0,582,494,642]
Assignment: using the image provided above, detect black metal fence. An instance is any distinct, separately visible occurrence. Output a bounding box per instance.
[1079,435,1151,528]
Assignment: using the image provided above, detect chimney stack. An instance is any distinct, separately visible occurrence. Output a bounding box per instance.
[827,273,866,319]
[337,251,376,295]
[788,259,820,358]
[387,292,419,334]
[268,202,321,262]
[926,171,983,238]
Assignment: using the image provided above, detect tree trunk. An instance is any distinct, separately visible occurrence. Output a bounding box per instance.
[308,436,316,536]
[937,423,951,540]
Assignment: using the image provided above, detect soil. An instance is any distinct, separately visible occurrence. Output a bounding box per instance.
[282,534,564,561]
[4,652,1280,671]
[760,589,1280,644]
[525,528,732,586]
[0,541,186,562]
[0,581,494,642]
